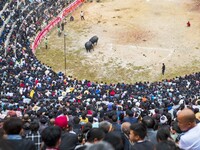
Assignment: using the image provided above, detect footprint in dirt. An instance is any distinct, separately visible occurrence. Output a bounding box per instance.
[114,9,120,11]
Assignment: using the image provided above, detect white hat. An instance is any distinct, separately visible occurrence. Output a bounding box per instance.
[179,99,184,105]
[160,115,168,124]
[133,99,138,103]
[136,102,140,107]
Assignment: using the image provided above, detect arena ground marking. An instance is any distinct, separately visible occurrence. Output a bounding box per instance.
[108,43,175,69]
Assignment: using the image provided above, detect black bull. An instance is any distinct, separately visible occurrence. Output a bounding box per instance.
[85,41,93,52]
[85,36,99,52]
[89,36,98,45]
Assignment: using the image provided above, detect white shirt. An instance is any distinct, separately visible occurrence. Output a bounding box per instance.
[179,123,200,150]
[80,11,84,17]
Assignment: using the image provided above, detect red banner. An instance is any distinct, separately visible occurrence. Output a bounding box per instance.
[32,0,84,53]
[61,0,83,19]
[32,17,61,53]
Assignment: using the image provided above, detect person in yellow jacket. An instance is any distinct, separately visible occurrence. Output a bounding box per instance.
[80,111,88,125]
[30,89,35,98]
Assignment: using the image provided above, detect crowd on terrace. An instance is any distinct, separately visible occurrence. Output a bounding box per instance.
[0,0,200,150]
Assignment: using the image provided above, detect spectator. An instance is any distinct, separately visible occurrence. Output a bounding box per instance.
[41,126,62,150]
[3,117,36,150]
[170,121,182,142]
[156,140,180,150]
[75,128,105,150]
[0,2,200,150]
[80,111,89,125]
[142,116,158,145]
[111,114,121,134]
[123,110,137,124]
[159,115,170,129]
[26,120,42,150]
[121,122,131,150]
[99,121,113,133]
[0,118,5,138]
[73,116,82,135]
[156,127,173,142]
[39,116,48,134]
[103,132,124,150]
[54,115,78,150]
[129,123,154,150]
[85,141,114,150]
[177,108,200,150]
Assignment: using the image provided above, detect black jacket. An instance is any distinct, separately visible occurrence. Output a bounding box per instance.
[1,139,36,150]
[131,140,154,150]
[59,132,78,150]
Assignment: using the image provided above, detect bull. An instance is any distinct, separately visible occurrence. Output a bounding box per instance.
[89,36,98,45]
[85,41,93,52]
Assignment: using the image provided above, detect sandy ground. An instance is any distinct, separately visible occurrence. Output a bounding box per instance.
[37,0,200,83]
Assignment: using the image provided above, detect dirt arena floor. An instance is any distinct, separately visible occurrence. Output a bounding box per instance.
[36,0,200,84]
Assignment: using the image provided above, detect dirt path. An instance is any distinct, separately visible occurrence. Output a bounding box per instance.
[36,0,200,83]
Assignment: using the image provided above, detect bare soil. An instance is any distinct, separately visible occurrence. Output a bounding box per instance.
[36,0,200,84]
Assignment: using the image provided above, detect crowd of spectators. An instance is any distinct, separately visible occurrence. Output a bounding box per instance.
[0,0,200,150]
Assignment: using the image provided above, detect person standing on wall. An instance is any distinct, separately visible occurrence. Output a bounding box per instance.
[162,63,166,75]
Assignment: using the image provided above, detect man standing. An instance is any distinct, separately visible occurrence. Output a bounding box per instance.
[61,22,65,31]
[80,11,85,20]
[187,21,191,27]
[177,108,200,150]
[70,15,74,21]
[57,24,61,37]
[162,63,165,75]
[45,38,48,49]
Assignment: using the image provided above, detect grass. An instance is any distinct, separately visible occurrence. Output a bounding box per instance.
[36,28,200,84]
[160,60,200,80]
